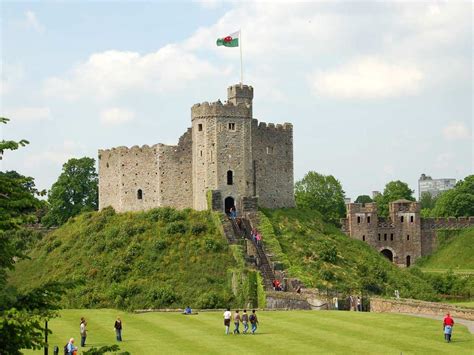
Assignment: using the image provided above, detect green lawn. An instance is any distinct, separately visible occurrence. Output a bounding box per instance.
[446,300,474,309]
[23,309,473,354]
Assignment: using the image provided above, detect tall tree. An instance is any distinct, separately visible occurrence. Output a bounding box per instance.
[374,180,415,218]
[43,157,98,226]
[419,191,437,210]
[355,195,373,204]
[295,171,346,225]
[432,175,474,217]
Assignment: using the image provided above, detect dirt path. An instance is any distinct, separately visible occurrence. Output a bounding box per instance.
[401,313,474,334]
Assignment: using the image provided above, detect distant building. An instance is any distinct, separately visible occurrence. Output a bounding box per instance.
[344,198,352,204]
[372,191,381,199]
[418,174,456,199]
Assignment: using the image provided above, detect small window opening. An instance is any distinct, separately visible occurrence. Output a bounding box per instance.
[390,234,393,241]
[357,216,361,224]
[228,123,236,130]
[401,216,404,223]
[407,234,410,241]
[137,189,143,200]
[367,216,371,223]
[227,170,233,185]
[406,255,411,267]
[266,146,274,154]
[410,215,414,223]
[384,233,387,241]
[198,124,203,131]
[362,235,366,241]
[378,233,381,241]
[106,162,109,168]
[200,150,203,157]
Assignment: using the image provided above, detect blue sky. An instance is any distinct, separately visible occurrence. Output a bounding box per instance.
[1,0,472,199]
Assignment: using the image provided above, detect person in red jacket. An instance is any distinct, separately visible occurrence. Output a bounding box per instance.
[443,313,454,342]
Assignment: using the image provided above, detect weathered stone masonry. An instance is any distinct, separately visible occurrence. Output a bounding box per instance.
[98,84,295,212]
[341,199,474,267]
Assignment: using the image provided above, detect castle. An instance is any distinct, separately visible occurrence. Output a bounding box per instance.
[98,84,295,213]
[341,200,474,267]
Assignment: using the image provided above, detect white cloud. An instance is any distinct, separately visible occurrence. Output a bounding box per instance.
[43,45,228,101]
[443,121,471,141]
[100,107,135,126]
[309,57,423,99]
[2,107,52,122]
[24,10,44,33]
[25,140,82,167]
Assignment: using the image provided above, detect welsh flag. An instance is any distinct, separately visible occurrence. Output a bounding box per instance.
[216,31,239,47]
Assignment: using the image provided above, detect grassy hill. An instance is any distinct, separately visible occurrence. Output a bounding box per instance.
[22,309,473,354]
[9,207,259,310]
[416,228,474,271]
[259,208,437,300]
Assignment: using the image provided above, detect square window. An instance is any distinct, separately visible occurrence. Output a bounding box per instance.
[266,146,274,154]
[228,123,236,131]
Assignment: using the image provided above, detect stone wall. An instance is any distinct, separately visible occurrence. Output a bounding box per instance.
[265,291,311,310]
[252,120,295,209]
[370,297,474,321]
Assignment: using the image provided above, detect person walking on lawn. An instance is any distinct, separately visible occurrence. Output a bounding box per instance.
[114,317,123,341]
[242,310,249,334]
[80,317,87,347]
[443,313,454,343]
[233,310,241,334]
[249,309,259,334]
[223,308,232,335]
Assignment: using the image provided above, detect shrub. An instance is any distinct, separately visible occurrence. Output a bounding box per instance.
[147,286,179,308]
[165,221,188,235]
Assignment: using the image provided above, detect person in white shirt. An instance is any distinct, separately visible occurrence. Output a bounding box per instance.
[223,308,232,335]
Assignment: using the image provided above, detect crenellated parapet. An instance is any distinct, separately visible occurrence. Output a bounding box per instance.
[191,100,251,119]
[255,120,293,131]
[421,217,474,230]
[99,144,159,157]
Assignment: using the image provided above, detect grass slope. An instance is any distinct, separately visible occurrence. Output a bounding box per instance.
[417,228,474,271]
[9,207,251,310]
[23,309,473,354]
[259,208,437,299]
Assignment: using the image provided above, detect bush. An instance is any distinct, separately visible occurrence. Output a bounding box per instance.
[147,286,179,308]
[165,221,188,235]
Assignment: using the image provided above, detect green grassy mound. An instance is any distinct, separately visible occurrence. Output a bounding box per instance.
[9,207,257,310]
[416,228,474,270]
[260,208,437,300]
[22,309,473,354]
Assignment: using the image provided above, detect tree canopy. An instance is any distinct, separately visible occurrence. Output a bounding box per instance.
[431,175,474,217]
[355,195,373,204]
[374,180,415,217]
[295,171,346,225]
[43,157,98,226]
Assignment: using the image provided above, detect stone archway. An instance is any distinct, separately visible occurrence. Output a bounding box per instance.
[380,248,394,262]
[224,196,235,214]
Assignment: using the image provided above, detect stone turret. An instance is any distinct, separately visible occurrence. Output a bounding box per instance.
[227,84,253,116]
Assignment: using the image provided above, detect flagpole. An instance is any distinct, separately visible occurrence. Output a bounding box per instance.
[239,29,243,84]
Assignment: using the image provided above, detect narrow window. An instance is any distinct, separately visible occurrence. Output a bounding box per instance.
[367,216,371,224]
[228,123,236,131]
[200,150,203,157]
[406,255,411,267]
[410,216,414,223]
[401,216,404,223]
[384,233,387,241]
[390,234,393,241]
[407,234,410,241]
[198,124,203,131]
[362,235,366,241]
[378,233,381,241]
[227,170,233,185]
[106,162,109,168]
[266,146,274,154]
[137,189,143,200]
[357,216,361,224]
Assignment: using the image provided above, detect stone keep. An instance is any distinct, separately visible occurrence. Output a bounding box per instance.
[98,84,295,213]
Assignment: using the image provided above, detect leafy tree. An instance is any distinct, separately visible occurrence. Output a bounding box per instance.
[43,157,98,226]
[419,191,437,210]
[0,117,29,160]
[432,175,474,217]
[374,180,415,218]
[295,171,346,225]
[355,195,373,204]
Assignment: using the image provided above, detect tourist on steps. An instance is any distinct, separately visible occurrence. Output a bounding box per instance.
[80,317,87,347]
[233,310,241,334]
[223,308,232,335]
[242,310,249,334]
[249,310,259,334]
[443,313,454,342]
[114,317,123,341]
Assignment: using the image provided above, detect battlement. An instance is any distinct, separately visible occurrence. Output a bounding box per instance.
[191,100,251,119]
[421,217,474,230]
[99,144,159,156]
[255,120,293,131]
[346,202,378,213]
[389,199,420,213]
[227,84,253,104]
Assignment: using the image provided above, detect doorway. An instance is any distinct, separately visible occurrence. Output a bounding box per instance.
[380,249,393,262]
[224,196,235,214]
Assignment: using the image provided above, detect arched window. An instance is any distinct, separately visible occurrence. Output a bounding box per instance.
[137,189,143,200]
[227,170,233,185]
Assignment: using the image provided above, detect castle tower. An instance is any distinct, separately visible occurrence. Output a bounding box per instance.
[191,84,254,211]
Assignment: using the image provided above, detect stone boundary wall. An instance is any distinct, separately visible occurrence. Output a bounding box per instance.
[265,291,311,310]
[370,297,474,320]
[421,217,474,230]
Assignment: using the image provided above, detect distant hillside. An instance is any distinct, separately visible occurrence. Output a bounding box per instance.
[260,208,437,300]
[9,207,260,310]
[416,228,474,270]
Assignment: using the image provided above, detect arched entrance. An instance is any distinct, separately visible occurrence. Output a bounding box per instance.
[380,249,393,262]
[224,196,235,214]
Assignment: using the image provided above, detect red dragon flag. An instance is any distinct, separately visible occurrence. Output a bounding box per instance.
[216,31,240,47]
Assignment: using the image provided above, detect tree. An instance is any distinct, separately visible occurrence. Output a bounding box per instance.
[374,180,415,218]
[43,157,98,226]
[419,191,437,210]
[432,175,474,217]
[0,117,29,160]
[295,171,346,225]
[355,195,373,204]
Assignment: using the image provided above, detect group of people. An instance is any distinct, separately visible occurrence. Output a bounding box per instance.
[250,228,262,246]
[64,317,123,354]
[223,309,259,335]
[272,279,283,291]
[347,295,362,311]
